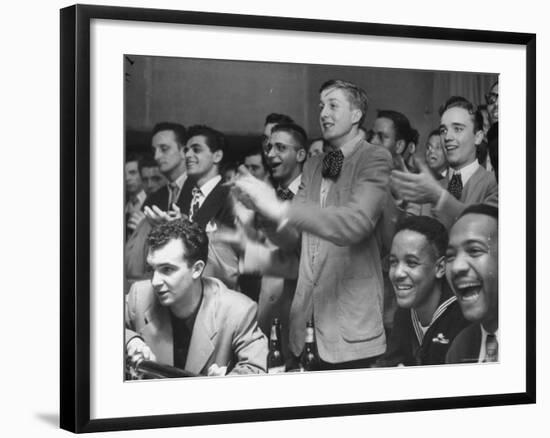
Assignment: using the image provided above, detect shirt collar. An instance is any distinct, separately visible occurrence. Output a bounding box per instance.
[197,174,222,198]
[339,133,363,158]
[287,174,302,195]
[449,160,479,186]
[171,172,188,190]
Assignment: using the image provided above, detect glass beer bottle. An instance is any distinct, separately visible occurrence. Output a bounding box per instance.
[267,318,285,373]
[299,319,320,371]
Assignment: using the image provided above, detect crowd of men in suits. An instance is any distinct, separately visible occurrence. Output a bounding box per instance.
[124,78,499,376]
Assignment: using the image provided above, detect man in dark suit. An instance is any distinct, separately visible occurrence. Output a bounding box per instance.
[143,122,188,212]
[177,125,234,230]
[231,79,392,370]
[126,219,267,376]
[391,96,498,229]
[445,204,499,363]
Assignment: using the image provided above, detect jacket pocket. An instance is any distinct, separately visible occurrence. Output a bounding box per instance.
[337,276,384,342]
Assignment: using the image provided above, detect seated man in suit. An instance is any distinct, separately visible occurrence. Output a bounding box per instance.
[125,218,267,376]
[231,79,392,370]
[391,96,498,229]
[445,204,499,363]
[376,216,469,367]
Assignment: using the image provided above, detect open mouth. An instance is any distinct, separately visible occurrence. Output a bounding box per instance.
[454,282,482,303]
[393,283,414,298]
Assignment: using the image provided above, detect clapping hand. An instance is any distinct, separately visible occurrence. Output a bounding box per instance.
[227,165,286,223]
[391,157,443,205]
[144,203,183,226]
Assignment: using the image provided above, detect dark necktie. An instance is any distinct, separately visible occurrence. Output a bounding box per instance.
[484,333,498,362]
[276,187,294,201]
[447,172,463,200]
[189,187,202,222]
[322,149,344,179]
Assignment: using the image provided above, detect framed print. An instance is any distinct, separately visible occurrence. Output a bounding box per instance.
[60,3,536,433]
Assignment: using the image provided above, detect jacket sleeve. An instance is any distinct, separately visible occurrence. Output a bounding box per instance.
[241,240,299,279]
[286,146,392,246]
[432,174,498,229]
[229,300,268,375]
[125,283,141,345]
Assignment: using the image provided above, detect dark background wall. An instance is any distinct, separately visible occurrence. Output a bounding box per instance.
[125,55,497,160]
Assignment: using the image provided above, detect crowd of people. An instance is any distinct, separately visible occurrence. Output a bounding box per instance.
[124,78,499,377]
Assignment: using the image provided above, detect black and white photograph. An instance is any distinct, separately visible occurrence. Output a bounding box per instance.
[123,56,499,380]
[47,1,540,435]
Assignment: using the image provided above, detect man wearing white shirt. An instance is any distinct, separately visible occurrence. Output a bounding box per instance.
[445,204,499,363]
[391,96,498,230]
[179,125,234,231]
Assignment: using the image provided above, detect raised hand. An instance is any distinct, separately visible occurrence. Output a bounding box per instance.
[391,157,444,205]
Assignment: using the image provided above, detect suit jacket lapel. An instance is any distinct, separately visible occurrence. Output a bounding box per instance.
[185,279,218,374]
[177,178,195,215]
[194,181,227,228]
[141,301,174,365]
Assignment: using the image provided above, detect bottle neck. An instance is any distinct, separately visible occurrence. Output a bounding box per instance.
[305,326,314,344]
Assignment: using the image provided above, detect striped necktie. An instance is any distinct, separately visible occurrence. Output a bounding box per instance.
[189,187,202,222]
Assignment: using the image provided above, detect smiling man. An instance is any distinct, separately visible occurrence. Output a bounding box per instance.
[376,216,469,367]
[445,204,499,363]
[178,125,234,230]
[231,79,392,370]
[391,96,498,229]
[125,218,267,376]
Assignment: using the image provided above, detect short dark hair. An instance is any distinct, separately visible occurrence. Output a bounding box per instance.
[376,110,418,146]
[126,153,142,165]
[439,96,484,133]
[152,122,187,146]
[265,113,294,126]
[186,125,226,155]
[138,155,159,173]
[319,79,369,126]
[270,122,308,149]
[427,128,441,139]
[458,204,498,221]
[147,218,209,266]
[394,215,448,258]
[243,145,270,174]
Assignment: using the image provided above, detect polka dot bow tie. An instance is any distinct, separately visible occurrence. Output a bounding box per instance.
[322,149,344,179]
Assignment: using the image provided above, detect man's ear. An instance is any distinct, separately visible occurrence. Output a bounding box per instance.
[296,148,306,163]
[435,255,446,279]
[213,149,223,164]
[474,129,485,146]
[191,260,205,279]
[351,108,363,125]
[395,139,406,155]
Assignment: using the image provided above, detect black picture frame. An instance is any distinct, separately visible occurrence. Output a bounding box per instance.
[60,4,536,433]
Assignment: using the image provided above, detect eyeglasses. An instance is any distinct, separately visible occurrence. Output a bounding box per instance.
[265,142,293,154]
[485,92,498,105]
